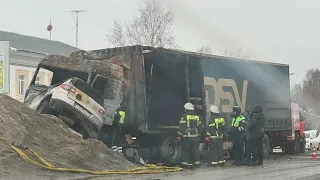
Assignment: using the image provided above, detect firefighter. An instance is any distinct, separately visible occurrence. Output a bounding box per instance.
[205,105,226,166]
[248,105,265,166]
[229,106,246,165]
[177,102,201,167]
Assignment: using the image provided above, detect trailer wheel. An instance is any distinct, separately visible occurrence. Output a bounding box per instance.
[263,134,271,159]
[160,137,181,165]
[285,133,300,154]
[300,137,306,153]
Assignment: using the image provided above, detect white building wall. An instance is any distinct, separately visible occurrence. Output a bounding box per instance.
[8,51,50,102]
[10,64,52,101]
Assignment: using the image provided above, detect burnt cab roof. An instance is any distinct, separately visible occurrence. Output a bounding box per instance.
[38,54,124,80]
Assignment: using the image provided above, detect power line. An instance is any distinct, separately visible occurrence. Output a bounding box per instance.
[65,10,86,48]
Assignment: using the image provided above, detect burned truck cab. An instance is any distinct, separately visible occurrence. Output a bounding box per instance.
[24,53,124,139]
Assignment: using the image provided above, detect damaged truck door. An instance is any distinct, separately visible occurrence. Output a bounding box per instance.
[91,74,123,126]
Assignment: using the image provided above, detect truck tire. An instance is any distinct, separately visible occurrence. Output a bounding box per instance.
[300,144,305,153]
[285,133,300,154]
[263,133,271,159]
[300,139,306,153]
[159,137,181,165]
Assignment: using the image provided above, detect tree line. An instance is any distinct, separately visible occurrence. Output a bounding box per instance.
[106,0,249,58]
[291,69,320,130]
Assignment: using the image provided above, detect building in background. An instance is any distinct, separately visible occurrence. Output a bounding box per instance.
[0,31,80,101]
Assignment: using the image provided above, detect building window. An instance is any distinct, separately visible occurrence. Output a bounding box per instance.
[18,75,25,96]
[35,76,40,85]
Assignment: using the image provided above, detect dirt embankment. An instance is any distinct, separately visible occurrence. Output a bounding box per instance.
[0,95,136,178]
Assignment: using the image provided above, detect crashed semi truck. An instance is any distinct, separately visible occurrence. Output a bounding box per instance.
[25,45,304,164]
[94,46,304,163]
[24,55,124,139]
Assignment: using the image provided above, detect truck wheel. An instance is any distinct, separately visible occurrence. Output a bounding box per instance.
[300,143,306,153]
[285,134,300,154]
[159,137,181,165]
[299,136,306,153]
[263,134,271,159]
[295,134,300,153]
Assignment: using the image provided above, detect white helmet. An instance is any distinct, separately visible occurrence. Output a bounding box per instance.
[184,103,194,111]
[210,105,219,113]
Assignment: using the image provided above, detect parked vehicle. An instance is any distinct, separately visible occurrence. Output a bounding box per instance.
[306,130,319,150]
[24,55,124,139]
[305,131,312,150]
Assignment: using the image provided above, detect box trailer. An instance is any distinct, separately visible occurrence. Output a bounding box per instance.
[48,45,303,164]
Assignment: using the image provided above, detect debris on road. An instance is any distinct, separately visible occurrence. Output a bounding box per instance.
[0,95,137,175]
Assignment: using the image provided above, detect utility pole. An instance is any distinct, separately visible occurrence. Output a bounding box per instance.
[65,10,86,48]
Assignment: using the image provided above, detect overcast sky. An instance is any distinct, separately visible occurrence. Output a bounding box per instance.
[0,0,319,85]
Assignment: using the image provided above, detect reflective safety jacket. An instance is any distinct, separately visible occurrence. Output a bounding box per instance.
[207,114,225,139]
[231,115,246,130]
[229,115,246,142]
[115,110,126,124]
[178,112,201,138]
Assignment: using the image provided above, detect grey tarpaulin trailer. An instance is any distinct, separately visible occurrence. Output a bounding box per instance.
[56,45,301,164]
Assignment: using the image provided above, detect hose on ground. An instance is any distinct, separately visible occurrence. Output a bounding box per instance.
[10,142,183,175]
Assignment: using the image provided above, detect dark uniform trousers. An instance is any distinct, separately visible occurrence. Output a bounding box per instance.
[208,138,224,165]
[244,139,252,162]
[251,132,264,163]
[233,141,244,162]
[181,137,200,165]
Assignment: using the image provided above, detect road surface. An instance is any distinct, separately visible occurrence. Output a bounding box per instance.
[3,151,320,180]
[54,151,320,180]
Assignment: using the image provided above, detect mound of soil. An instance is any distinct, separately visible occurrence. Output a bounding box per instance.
[0,95,136,174]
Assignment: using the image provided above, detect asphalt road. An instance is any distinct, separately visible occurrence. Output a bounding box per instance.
[161,152,320,180]
[4,151,320,180]
[58,151,320,180]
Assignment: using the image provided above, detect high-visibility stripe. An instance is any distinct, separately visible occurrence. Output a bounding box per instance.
[182,134,199,137]
[119,111,126,124]
[209,136,219,139]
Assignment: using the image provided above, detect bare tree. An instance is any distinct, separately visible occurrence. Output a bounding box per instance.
[106,0,176,48]
[299,68,320,131]
[197,45,213,54]
[302,68,320,114]
[107,21,126,47]
[291,83,303,103]
[224,48,250,59]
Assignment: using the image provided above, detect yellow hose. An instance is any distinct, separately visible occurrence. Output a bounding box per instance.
[10,143,183,175]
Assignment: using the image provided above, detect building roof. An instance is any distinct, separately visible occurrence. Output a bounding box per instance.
[0,30,80,56]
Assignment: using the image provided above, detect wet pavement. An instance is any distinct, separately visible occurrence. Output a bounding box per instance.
[7,151,320,180]
[64,151,320,180]
[160,152,320,180]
